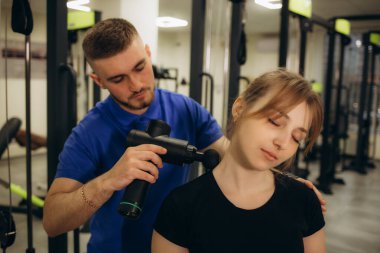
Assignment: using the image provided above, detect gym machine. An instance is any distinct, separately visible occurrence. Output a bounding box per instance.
[343,31,380,174]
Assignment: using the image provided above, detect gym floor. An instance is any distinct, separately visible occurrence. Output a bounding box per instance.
[1,153,380,253]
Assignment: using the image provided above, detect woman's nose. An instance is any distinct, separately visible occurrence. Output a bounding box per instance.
[273,132,291,150]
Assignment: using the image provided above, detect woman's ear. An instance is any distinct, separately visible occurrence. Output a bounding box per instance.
[232,97,245,121]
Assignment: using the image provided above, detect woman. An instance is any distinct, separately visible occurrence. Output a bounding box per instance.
[152,69,325,253]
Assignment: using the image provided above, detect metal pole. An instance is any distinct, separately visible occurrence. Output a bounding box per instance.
[330,35,349,184]
[227,0,243,121]
[279,0,289,67]
[354,33,370,174]
[25,31,35,253]
[47,0,69,252]
[318,24,336,194]
[298,17,308,76]
[371,47,380,159]
[189,0,206,103]
[363,42,377,168]
[293,16,309,178]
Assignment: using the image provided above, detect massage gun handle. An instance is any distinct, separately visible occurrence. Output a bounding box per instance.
[118,179,149,219]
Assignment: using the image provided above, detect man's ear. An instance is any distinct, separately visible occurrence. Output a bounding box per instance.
[145,44,151,58]
[232,97,245,121]
[90,73,105,89]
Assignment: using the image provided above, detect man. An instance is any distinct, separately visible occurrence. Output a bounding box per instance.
[43,18,226,253]
[43,18,325,253]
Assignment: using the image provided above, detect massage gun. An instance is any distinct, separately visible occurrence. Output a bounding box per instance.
[118,120,220,219]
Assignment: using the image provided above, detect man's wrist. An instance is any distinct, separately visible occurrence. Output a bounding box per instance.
[81,184,97,209]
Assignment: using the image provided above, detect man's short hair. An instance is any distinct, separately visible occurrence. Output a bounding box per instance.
[82,18,139,61]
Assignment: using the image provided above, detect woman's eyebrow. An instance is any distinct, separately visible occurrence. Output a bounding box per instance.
[276,111,289,119]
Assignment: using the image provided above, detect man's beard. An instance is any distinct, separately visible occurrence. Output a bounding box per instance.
[111,88,154,111]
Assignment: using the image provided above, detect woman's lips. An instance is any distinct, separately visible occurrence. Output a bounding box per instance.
[261,148,278,161]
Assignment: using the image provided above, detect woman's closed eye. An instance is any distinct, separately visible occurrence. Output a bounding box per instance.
[268,118,279,126]
[269,116,307,144]
[268,117,285,127]
[292,136,301,144]
[292,132,306,145]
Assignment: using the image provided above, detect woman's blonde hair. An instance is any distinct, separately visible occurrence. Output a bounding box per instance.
[227,69,323,171]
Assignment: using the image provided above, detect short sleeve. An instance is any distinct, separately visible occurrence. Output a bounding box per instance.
[189,98,223,150]
[55,124,98,183]
[154,191,189,248]
[303,189,325,237]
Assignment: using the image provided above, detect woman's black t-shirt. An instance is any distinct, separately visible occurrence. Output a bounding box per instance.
[154,171,325,253]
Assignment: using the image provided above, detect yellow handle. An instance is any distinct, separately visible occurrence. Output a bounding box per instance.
[10,183,44,207]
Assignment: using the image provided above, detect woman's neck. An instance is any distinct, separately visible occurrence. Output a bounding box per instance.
[213,151,275,195]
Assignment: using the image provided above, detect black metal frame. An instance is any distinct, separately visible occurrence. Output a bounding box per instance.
[362,35,379,170]
[316,19,353,194]
[189,0,206,104]
[319,17,380,191]
[279,0,290,67]
[92,11,102,106]
[329,35,351,185]
[335,15,380,175]
[47,1,70,252]
[298,17,313,75]
[227,0,245,120]
[352,32,380,174]
[367,41,380,159]
[318,21,337,194]
[354,33,371,174]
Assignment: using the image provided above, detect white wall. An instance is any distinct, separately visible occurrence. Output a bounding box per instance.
[120,0,159,63]
[157,30,191,96]
[241,34,279,80]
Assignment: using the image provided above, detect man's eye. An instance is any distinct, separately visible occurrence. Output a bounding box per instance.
[135,64,145,72]
[112,77,124,83]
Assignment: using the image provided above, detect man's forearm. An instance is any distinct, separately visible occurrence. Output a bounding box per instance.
[43,177,113,237]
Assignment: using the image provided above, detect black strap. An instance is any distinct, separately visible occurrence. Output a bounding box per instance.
[11,0,34,36]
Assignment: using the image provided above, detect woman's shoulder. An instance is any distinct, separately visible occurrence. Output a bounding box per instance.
[275,173,315,200]
[167,172,214,205]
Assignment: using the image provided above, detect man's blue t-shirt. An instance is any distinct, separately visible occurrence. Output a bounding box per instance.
[55,88,223,253]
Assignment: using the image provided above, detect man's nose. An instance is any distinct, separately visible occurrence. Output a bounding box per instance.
[128,75,143,92]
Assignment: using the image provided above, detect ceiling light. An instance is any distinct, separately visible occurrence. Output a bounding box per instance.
[156,17,188,28]
[67,0,91,12]
[255,0,282,9]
